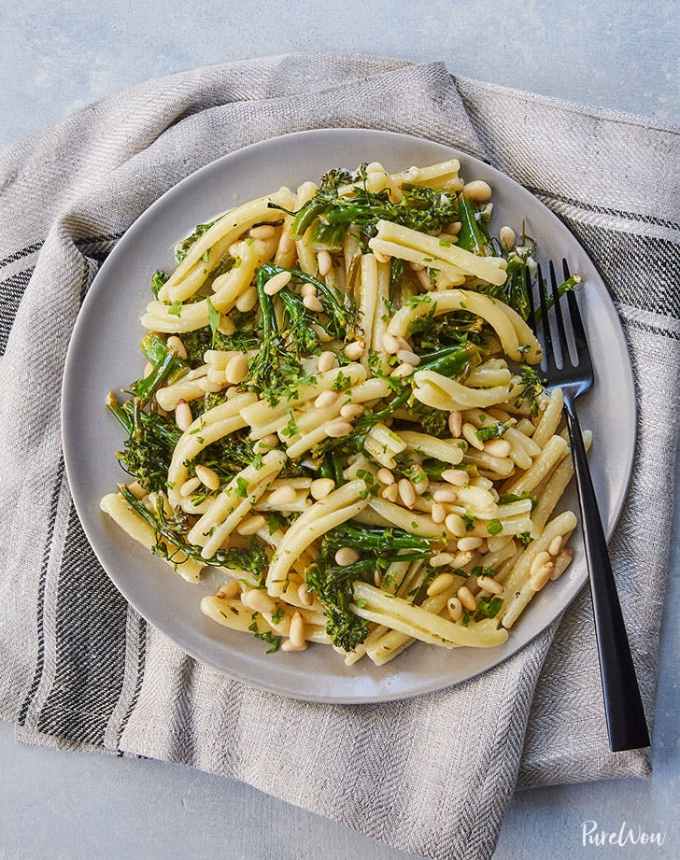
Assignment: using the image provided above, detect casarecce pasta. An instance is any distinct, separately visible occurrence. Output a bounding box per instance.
[102,158,588,663]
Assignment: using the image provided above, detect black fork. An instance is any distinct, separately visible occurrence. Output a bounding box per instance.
[530,261,649,752]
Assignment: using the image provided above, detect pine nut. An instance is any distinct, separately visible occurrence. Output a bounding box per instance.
[264,270,292,296]
[175,400,193,431]
[477,575,503,595]
[377,468,395,485]
[530,564,553,592]
[237,514,266,536]
[315,390,338,408]
[195,464,220,491]
[452,551,473,569]
[462,180,492,203]
[445,513,466,538]
[484,439,511,458]
[457,586,476,611]
[382,333,401,354]
[433,488,457,503]
[303,294,323,312]
[447,596,463,621]
[391,363,414,378]
[427,572,455,596]
[344,340,364,360]
[447,221,463,235]
[335,547,360,566]
[254,434,279,453]
[219,316,236,335]
[431,502,446,524]
[127,481,147,499]
[310,478,335,500]
[548,535,563,557]
[301,282,317,298]
[217,579,240,599]
[441,468,469,487]
[242,588,275,614]
[448,411,463,438]
[381,483,399,502]
[499,225,516,251]
[412,472,429,495]
[249,224,276,239]
[236,286,258,312]
[325,420,353,438]
[179,477,201,497]
[225,353,249,385]
[340,403,363,420]
[289,610,306,648]
[197,377,223,393]
[298,582,315,607]
[268,485,296,505]
[430,552,453,568]
[530,551,552,579]
[397,349,421,367]
[318,351,338,372]
[317,250,332,276]
[373,568,382,587]
[463,422,484,450]
[281,639,307,652]
[458,536,483,552]
[166,335,187,359]
[398,478,416,509]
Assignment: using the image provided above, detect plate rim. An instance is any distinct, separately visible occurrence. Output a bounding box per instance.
[61,127,637,704]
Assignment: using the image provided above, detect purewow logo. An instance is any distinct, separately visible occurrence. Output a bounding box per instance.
[582,820,667,849]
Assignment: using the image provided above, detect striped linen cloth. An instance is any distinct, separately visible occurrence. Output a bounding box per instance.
[1,55,678,860]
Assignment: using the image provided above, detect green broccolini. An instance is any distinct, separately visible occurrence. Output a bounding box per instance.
[306,525,434,651]
[275,165,459,250]
[107,394,181,491]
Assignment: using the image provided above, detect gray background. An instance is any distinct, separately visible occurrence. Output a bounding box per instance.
[1,1,679,858]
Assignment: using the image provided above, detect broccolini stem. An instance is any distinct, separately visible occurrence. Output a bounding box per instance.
[456,197,488,255]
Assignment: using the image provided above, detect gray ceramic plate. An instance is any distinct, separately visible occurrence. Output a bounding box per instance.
[62,129,635,703]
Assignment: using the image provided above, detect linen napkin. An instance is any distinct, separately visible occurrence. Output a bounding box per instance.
[1,54,678,860]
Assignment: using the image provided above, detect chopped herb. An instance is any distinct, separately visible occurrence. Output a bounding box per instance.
[235,477,249,497]
[487,519,503,536]
[168,301,183,318]
[207,298,220,348]
[474,595,503,620]
[517,532,532,546]
[462,513,476,531]
[247,614,282,654]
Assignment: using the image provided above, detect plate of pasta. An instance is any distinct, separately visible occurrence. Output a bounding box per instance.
[62,128,635,702]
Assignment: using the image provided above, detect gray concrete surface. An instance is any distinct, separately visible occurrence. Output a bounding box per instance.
[1,1,679,858]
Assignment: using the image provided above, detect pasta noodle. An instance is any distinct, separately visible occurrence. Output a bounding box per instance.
[102,157,588,663]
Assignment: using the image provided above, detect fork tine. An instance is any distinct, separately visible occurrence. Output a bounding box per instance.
[549,259,570,366]
[563,259,589,357]
[536,265,554,369]
[524,267,536,331]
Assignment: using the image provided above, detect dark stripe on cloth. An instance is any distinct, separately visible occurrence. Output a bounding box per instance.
[560,218,680,320]
[17,457,65,726]
[36,504,130,745]
[528,187,680,232]
[117,616,147,749]
[0,268,32,356]
[0,240,43,271]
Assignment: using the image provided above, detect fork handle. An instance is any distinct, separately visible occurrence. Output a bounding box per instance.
[563,395,650,752]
